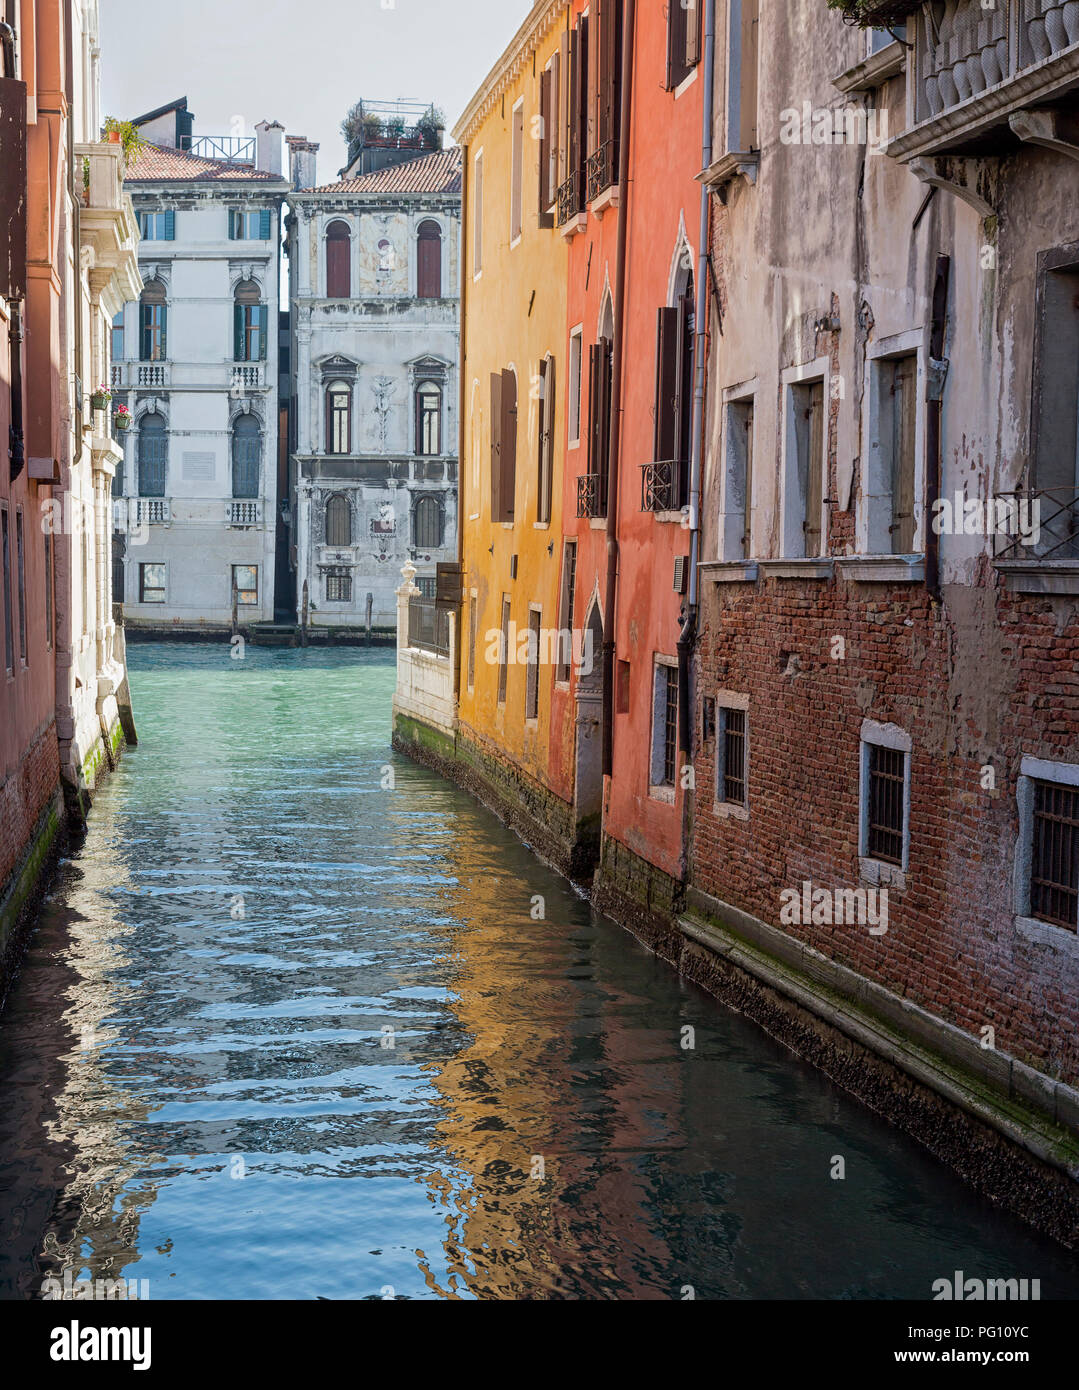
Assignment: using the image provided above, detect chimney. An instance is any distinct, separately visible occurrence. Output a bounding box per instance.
[254,119,286,176]
[287,136,320,191]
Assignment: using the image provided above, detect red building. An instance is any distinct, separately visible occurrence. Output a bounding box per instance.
[549,0,708,924]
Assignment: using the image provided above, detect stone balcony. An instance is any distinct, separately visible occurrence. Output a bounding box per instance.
[75,142,142,313]
[886,0,1079,164]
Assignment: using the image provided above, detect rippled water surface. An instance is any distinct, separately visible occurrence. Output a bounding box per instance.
[0,643,1077,1300]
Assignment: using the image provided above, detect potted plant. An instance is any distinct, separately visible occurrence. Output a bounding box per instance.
[826,0,923,27]
[416,104,446,148]
[362,111,384,141]
[112,403,132,432]
[102,116,146,172]
[384,114,407,140]
[91,383,112,411]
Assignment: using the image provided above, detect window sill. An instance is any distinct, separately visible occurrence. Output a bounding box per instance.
[711,800,749,821]
[832,39,906,95]
[649,785,676,805]
[591,185,619,218]
[653,509,687,525]
[1014,915,1079,955]
[700,560,759,584]
[559,213,588,240]
[994,560,1079,595]
[859,857,906,892]
[757,558,833,580]
[674,67,699,100]
[838,554,925,584]
[589,517,607,530]
[533,521,550,530]
[699,150,759,193]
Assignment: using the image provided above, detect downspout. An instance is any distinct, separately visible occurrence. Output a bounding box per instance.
[0,21,16,77]
[455,146,469,708]
[601,0,635,781]
[3,20,24,478]
[677,0,716,757]
[925,254,950,602]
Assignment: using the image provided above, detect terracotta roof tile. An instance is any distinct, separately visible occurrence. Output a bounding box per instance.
[310,148,461,197]
[126,142,284,184]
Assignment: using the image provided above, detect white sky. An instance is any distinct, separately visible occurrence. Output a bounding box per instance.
[100,0,530,178]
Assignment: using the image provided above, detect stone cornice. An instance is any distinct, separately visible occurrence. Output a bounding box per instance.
[452,0,569,147]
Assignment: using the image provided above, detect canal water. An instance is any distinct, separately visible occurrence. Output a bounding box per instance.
[0,643,1077,1301]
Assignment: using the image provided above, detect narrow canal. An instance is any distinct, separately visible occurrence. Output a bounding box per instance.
[0,643,1077,1301]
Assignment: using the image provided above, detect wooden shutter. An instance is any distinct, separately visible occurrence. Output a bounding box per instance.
[686,0,701,67]
[741,0,760,151]
[164,209,176,240]
[0,78,27,301]
[490,371,503,521]
[673,294,690,467]
[653,308,679,462]
[228,209,237,240]
[743,403,754,558]
[327,234,350,297]
[260,208,272,239]
[892,357,917,553]
[257,306,268,360]
[539,67,553,228]
[587,344,602,475]
[435,561,462,609]
[804,382,824,558]
[540,355,555,523]
[577,16,589,199]
[417,229,440,297]
[234,304,244,361]
[500,368,517,521]
[567,28,579,205]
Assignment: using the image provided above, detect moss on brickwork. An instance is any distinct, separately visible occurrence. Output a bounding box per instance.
[393,713,456,766]
[0,795,62,968]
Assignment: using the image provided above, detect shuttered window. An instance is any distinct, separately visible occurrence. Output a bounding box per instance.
[595,0,622,180]
[325,494,352,546]
[230,209,272,240]
[138,413,168,497]
[653,307,679,465]
[888,354,917,553]
[326,381,352,454]
[497,596,511,705]
[139,209,175,240]
[234,280,267,362]
[537,355,555,525]
[139,282,167,362]
[803,381,825,558]
[231,416,260,498]
[413,495,442,549]
[416,220,441,297]
[1,507,11,673]
[667,0,701,89]
[539,66,554,228]
[326,220,351,298]
[490,369,517,523]
[588,340,613,513]
[416,382,441,456]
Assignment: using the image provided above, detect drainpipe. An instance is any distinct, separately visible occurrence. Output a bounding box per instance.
[0,21,16,78]
[677,0,716,756]
[601,0,635,781]
[925,254,950,602]
[455,146,469,706]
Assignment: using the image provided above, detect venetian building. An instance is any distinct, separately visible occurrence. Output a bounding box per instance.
[287,136,461,630]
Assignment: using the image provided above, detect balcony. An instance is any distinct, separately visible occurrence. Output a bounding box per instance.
[75,142,142,307]
[136,362,169,388]
[888,0,1079,163]
[136,498,171,526]
[226,499,263,528]
[577,473,608,520]
[557,173,585,234]
[232,364,264,391]
[586,139,619,209]
[641,460,679,514]
[407,596,450,657]
[182,134,256,165]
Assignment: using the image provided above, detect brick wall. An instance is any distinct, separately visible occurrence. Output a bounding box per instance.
[0,717,61,893]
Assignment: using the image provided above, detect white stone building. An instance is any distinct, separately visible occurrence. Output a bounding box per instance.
[287,147,461,630]
[112,101,290,630]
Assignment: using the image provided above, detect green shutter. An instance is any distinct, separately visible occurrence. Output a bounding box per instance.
[260,208,271,240]
[139,304,149,360]
[258,306,268,360]
[160,306,167,361]
[228,209,237,240]
[234,304,244,361]
[164,209,175,240]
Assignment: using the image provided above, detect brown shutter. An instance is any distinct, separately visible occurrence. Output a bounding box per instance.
[741,0,760,151]
[686,0,701,67]
[327,236,350,298]
[577,15,589,200]
[587,343,602,475]
[0,78,27,301]
[567,28,579,206]
[417,233,440,297]
[537,356,549,521]
[539,67,553,229]
[804,382,825,558]
[673,295,689,466]
[542,355,555,523]
[435,561,462,609]
[597,0,611,150]
[490,371,503,520]
[500,368,517,521]
[654,308,679,462]
[892,357,917,553]
[599,340,613,494]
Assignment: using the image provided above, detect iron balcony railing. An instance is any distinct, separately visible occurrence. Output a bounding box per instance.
[915,0,1079,125]
[641,460,679,513]
[182,135,257,165]
[408,596,450,657]
[557,171,583,227]
[586,139,619,202]
[994,487,1079,560]
[577,472,608,520]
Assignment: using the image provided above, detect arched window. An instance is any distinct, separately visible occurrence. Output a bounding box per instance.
[326,220,351,298]
[232,415,260,498]
[413,495,442,549]
[326,380,352,454]
[139,281,167,362]
[325,493,352,546]
[417,219,442,298]
[138,412,167,496]
[416,381,441,456]
[234,280,267,362]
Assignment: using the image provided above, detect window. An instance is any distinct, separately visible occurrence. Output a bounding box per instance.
[326,220,351,298]
[44,526,53,649]
[111,310,124,362]
[1030,781,1079,930]
[232,415,260,498]
[15,509,25,664]
[564,14,589,218]
[139,281,167,362]
[510,100,524,243]
[325,494,352,546]
[652,281,695,508]
[138,412,167,497]
[416,381,442,455]
[489,368,518,523]
[473,152,484,275]
[526,608,541,720]
[232,565,258,605]
[783,374,827,558]
[326,380,352,454]
[717,705,748,807]
[568,328,583,445]
[1032,256,1079,515]
[138,209,175,241]
[588,338,613,514]
[467,593,477,690]
[556,540,577,683]
[869,22,904,53]
[539,60,558,227]
[537,355,556,524]
[593,0,622,190]
[721,397,754,560]
[416,576,437,600]
[413,495,442,549]
[497,596,511,704]
[139,562,166,604]
[724,0,759,154]
[650,661,679,791]
[229,209,272,240]
[667,0,702,89]
[234,280,268,362]
[1,507,12,673]
[859,723,911,871]
[417,220,442,298]
[325,568,352,603]
[870,353,917,554]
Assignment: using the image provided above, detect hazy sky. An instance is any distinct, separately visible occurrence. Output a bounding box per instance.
[100,0,529,178]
